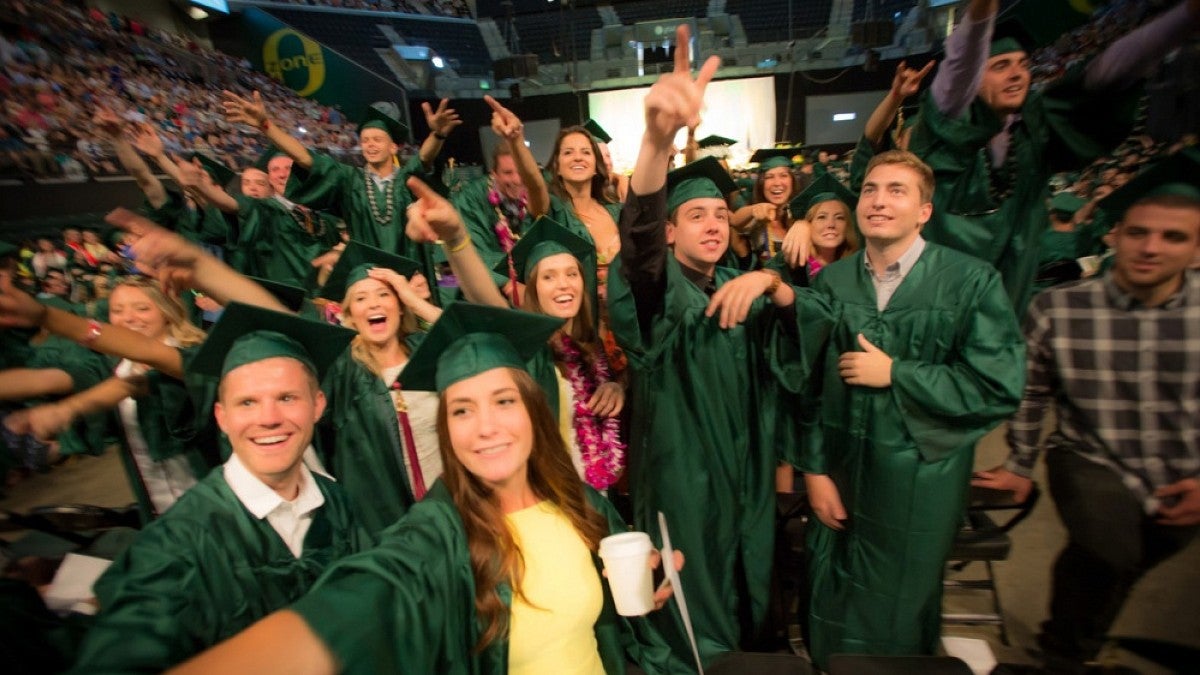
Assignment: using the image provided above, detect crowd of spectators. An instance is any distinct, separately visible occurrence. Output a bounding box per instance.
[257,0,471,18]
[0,0,385,184]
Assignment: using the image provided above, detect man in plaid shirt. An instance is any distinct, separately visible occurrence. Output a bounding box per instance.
[974,150,1200,674]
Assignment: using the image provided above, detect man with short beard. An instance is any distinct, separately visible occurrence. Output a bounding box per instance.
[909,0,1200,313]
[974,151,1200,673]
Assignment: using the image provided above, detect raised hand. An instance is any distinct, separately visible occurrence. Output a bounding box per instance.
[781,220,812,268]
[0,272,48,329]
[422,98,462,137]
[484,95,523,142]
[92,107,125,140]
[128,121,165,157]
[891,60,936,100]
[405,176,466,244]
[222,90,268,128]
[642,25,720,145]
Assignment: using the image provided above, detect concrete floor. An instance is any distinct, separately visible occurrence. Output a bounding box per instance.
[3,427,1198,673]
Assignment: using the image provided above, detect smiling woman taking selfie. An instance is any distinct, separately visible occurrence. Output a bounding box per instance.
[170,304,682,675]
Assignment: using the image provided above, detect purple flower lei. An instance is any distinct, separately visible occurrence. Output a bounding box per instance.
[555,333,625,490]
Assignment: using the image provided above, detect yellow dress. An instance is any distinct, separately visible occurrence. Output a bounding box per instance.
[506,501,606,675]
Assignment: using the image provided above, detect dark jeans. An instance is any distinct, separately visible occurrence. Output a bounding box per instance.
[1038,449,1199,673]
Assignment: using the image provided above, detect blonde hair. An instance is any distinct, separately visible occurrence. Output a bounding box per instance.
[805,199,860,260]
[111,277,205,347]
[339,279,418,378]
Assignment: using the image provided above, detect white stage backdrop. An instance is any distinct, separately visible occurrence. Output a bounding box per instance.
[587,76,777,172]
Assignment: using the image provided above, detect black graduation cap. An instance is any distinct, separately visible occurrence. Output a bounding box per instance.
[750,147,803,171]
[582,119,612,144]
[245,276,308,313]
[186,152,235,186]
[1096,148,1200,220]
[697,135,738,149]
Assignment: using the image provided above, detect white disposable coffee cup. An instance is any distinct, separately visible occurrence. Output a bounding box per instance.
[598,531,656,616]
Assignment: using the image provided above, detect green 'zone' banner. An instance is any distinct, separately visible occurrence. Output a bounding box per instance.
[238,7,408,131]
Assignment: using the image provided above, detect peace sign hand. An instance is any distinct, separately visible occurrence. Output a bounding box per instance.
[643,24,720,145]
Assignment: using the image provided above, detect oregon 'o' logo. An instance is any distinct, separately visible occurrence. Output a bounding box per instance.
[263,29,325,96]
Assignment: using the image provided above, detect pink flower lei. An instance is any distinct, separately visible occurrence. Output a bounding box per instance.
[489,184,527,306]
[554,333,625,490]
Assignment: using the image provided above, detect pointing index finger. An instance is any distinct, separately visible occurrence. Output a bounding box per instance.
[673,24,691,74]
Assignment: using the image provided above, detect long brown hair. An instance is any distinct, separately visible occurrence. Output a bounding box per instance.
[435,367,608,651]
[111,277,205,347]
[340,279,418,378]
[521,256,600,370]
[547,126,614,205]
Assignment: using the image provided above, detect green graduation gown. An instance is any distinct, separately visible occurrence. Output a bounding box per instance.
[317,349,437,534]
[230,195,341,291]
[69,467,369,674]
[801,243,1025,667]
[115,346,217,524]
[907,67,1135,314]
[451,176,535,270]
[292,481,685,674]
[606,252,831,663]
[25,336,116,457]
[289,151,440,296]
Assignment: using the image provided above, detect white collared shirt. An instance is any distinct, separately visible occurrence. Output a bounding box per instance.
[223,452,325,558]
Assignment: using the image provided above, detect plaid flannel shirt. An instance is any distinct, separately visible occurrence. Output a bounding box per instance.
[1006,271,1200,513]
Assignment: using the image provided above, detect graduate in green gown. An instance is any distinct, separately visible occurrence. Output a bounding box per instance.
[905,0,1200,313]
[68,304,368,674]
[170,303,686,675]
[407,188,627,491]
[315,242,444,534]
[449,140,536,279]
[800,150,1025,668]
[222,92,463,293]
[174,155,341,291]
[606,31,831,663]
[729,148,804,270]
[0,335,115,459]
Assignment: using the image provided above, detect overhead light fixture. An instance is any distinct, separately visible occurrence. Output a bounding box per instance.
[431,55,445,69]
[187,7,208,20]
[832,113,857,122]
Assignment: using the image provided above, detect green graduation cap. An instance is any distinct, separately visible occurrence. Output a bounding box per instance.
[1096,148,1200,220]
[750,147,803,171]
[186,151,235,186]
[399,302,564,392]
[1048,191,1088,217]
[318,240,423,301]
[246,276,307,313]
[498,216,596,282]
[188,302,355,380]
[582,119,612,144]
[666,156,739,215]
[358,106,409,144]
[252,146,291,173]
[697,135,738,149]
[788,172,858,221]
